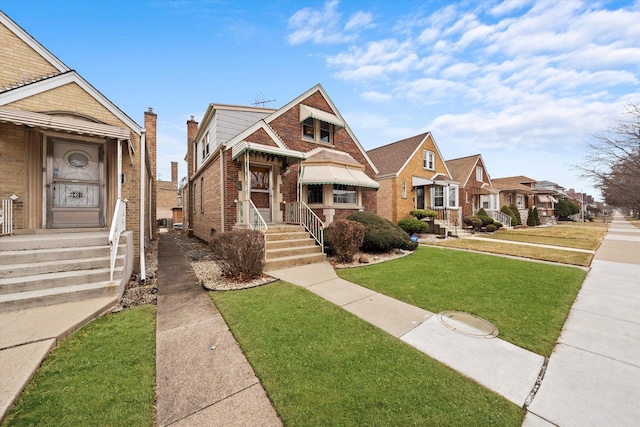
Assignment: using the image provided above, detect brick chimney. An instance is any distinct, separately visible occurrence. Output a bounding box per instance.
[171,161,178,185]
[144,108,158,239]
[186,116,199,235]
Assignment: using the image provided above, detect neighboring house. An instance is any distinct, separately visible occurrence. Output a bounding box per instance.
[367,132,459,226]
[183,84,378,267]
[0,11,155,309]
[492,175,537,223]
[156,161,179,226]
[534,180,566,221]
[446,154,501,220]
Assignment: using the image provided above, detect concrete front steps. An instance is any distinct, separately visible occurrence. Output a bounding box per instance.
[265,225,326,271]
[0,231,130,313]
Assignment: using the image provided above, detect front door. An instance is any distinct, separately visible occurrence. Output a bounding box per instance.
[47,140,104,228]
[416,186,424,209]
[250,165,271,222]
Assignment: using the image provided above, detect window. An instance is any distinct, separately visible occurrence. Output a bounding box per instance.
[516,194,524,209]
[204,132,210,158]
[200,177,204,213]
[302,118,333,144]
[307,184,323,204]
[433,186,444,207]
[481,195,490,209]
[448,185,457,207]
[193,182,197,213]
[333,184,357,204]
[476,166,483,182]
[423,150,434,170]
[401,182,407,199]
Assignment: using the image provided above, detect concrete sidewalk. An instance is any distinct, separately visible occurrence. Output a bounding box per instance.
[270,262,545,406]
[523,214,640,426]
[155,233,281,427]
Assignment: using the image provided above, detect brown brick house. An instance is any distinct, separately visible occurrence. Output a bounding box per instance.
[1,11,155,299]
[367,132,459,227]
[183,84,378,266]
[492,175,537,223]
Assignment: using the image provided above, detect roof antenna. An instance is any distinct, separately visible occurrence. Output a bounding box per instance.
[253,92,276,107]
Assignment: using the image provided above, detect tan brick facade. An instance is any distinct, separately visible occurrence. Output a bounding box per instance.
[0,23,58,88]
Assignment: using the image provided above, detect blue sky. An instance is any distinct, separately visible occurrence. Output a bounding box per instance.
[3,0,639,198]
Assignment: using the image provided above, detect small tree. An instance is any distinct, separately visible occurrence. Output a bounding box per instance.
[501,205,517,226]
[210,229,265,281]
[527,207,536,226]
[533,207,541,225]
[556,199,580,220]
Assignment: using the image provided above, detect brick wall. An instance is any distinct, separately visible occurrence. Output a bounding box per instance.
[144,109,157,238]
[191,151,224,241]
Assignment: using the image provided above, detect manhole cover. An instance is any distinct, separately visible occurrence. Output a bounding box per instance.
[437,311,499,338]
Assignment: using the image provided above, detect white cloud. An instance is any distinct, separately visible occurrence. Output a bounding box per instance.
[361,91,392,103]
[344,11,373,31]
[489,0,533,17]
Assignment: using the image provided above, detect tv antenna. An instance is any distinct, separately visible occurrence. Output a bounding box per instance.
[253,92,276,107]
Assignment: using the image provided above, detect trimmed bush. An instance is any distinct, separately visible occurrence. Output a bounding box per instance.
[509,203,523,225]
[210,229,264,281]
[398,218,429,234]
[501,205,517,226]
[527,207,536,226]
[479,215,494,226]
[476,208,488,217]
[409,209,438,220]
[347,211,417,252]
[463,216,483,231]
[486,224,497,233]
[494,221,503,229]
[533,207,541,225]
[326,220,365,263]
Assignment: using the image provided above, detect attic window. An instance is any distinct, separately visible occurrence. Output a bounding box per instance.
[423,150,435,170]
[301,117,333,144]
[476,166,483,182]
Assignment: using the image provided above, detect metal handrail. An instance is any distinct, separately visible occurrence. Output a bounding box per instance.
[487,210,512,227]
[108,198,127,281]
[285,201,324,251]
[236,199,268,233]
[0,197,14,236]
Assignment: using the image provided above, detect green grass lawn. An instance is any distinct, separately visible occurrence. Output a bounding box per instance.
[211,282,524,426]
[2,305,156,427]
[338,246,586,356]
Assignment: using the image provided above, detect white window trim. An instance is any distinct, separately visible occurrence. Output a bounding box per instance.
[302,118,333,145]
[401,182,407,199]
[476,166,483,182]
[423,150,435,170]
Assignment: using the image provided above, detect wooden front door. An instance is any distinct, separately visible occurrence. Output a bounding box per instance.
[250,165,271,222]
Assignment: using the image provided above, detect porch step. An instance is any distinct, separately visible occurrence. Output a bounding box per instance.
[265,252,327,271]
[0,267,123,295]
[0,281,119,313]
[0,232,109,251]
[266,238,317,251]
[0,255,122,279]
[266,231,313,242]
[0,244,125,265]
[266,245,323,260]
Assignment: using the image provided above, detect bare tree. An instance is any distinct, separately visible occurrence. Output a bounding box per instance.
[577,103,640,217]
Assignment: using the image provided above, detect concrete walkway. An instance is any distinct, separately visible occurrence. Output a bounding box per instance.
[155,233,282,427]
[0,296,116,420]
[523,213,640,426]
[270,262,546,407]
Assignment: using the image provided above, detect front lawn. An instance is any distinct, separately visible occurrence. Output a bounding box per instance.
[2,305,156,427]
[484,223,607,250]
[211,282,524,426]
[337,246,586,356]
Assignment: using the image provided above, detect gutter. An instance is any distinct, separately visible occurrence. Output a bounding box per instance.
[140,129,146,281]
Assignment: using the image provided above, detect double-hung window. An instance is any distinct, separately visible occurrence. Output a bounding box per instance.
[307,184,323,204]
[448,185,457,207]
[433,186,444,207]
[423,150,435,170]
[333,184,356,204]
[476,166,483,182]
[302,118,333,144]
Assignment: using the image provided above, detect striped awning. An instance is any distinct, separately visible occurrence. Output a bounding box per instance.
[231,141,305,160]
[299,104,345,128]
[301,164,379,189]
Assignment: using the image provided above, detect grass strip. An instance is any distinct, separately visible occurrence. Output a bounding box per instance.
[211,282,524,426]
[482,228,605,250]
[2,305,156,427]
[338,246,586,356]
[425,238,593,266]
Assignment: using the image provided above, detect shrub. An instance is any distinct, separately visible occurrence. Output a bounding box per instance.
[398,218,428,234]
[527,207,536,226]
[533,207,541,225]
[501,205,517,226]
[347,211,417,252]
[409,209,438,220]
[463,216,483,231]
[479,215,494,226]
[476,208,488,217]
[494,221,503,229]
[486,224,497,233]
[509,203,523,225]
[210,229,265,281]
[326,220,365,263]
[556,199,580,219]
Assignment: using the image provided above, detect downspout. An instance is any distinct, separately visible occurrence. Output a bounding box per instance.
[140,130,146,281]
[117,139,122,200]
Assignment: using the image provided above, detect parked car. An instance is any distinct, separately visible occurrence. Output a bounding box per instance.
[173,223,182,230]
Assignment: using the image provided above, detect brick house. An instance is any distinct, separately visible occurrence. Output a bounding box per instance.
[492,175,537,223]
[156,161,180,226]
[184,84,378,268]
[367,132,460,227]
[0,11,156,310]
[446,154,508,223]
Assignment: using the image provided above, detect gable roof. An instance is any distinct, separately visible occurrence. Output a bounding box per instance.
[492,175,537,192]
[446,154,494,188]
[0,11,141,135]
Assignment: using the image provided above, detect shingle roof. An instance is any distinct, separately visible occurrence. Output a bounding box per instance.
[367,133,428,176]
[445,154,481,186]
[492,175,537,191]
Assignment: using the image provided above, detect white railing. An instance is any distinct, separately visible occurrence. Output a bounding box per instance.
[1,197,14,236]
[487,210,512,227]
[108,198,127,281]
[285,201,324,251]
[236,199,268,233]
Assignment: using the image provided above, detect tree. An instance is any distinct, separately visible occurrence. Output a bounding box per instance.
[526,207,536,226]
[533,207,541,226]
[556,199,580,219]
[576,103,640,217]
[177,176,187,195]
